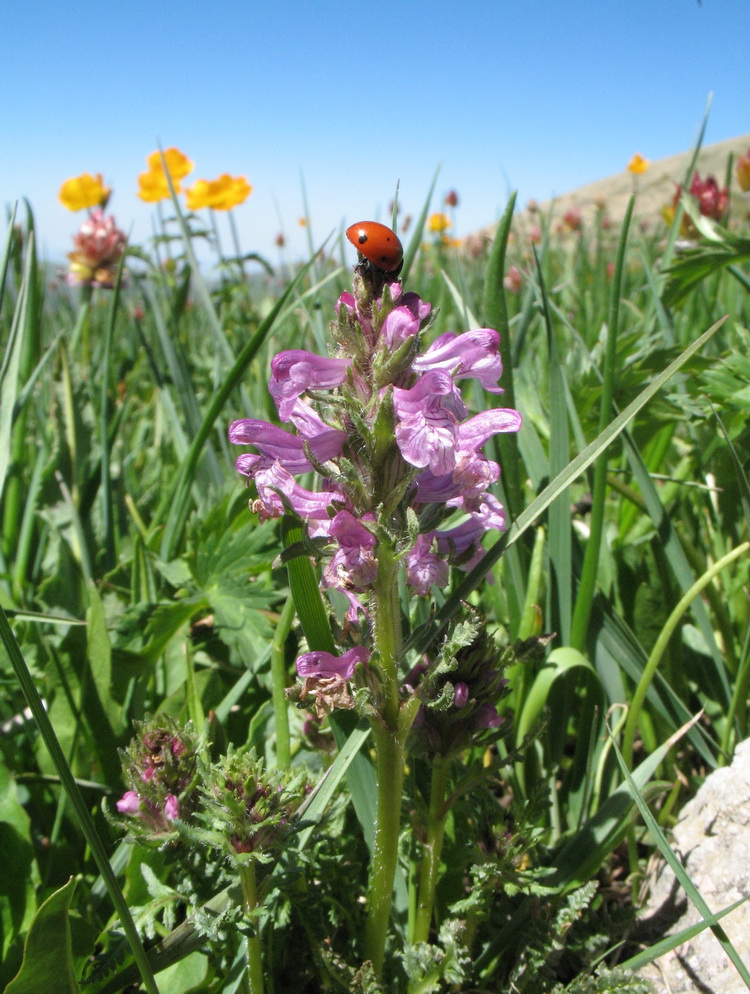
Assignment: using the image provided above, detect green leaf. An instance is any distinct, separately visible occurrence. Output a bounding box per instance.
[157,951,209,994]
[5,877,79,994]
[85,582,122,735]
[0,229,33,501]
[0,762,37,976]
[482,192,522,521]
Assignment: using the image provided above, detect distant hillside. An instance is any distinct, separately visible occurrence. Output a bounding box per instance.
[504,132,750,234]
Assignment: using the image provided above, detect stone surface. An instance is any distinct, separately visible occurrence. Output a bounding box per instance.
[637,737,750,993]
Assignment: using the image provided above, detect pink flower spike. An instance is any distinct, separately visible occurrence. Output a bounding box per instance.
[164,795,180,821]
[296,647,371,681]
[269,351,351,421]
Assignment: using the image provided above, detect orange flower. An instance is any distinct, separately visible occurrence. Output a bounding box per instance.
[59,172,110,211]
[627,153,650,175]
[428,212,451,233]
[185,174,252,211]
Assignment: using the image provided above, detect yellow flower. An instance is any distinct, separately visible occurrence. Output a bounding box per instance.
[137,169,177,203]
[428,212,451,233]
[736,148,750,193]
[146,147,194,181]
[627,153,650,175]
[138,147,194,203]
[59,172,110,211]
[185,174,253,211]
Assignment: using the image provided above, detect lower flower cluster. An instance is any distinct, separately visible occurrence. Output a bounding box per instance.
[115,715,198,837]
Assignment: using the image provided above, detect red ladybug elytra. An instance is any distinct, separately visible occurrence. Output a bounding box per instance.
[345,221,403,274]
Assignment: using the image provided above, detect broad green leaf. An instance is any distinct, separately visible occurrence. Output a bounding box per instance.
[5,877,79,994]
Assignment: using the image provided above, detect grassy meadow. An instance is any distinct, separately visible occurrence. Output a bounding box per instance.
[1,142,750,993]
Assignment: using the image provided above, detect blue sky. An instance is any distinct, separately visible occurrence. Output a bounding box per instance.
[2,0,748,268]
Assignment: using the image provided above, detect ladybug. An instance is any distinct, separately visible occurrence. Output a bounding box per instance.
[346,221,403,275]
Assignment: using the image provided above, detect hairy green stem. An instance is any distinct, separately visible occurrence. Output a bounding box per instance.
[364,537,405,973]
[364,725,407,974]
[239,861,265,994]
[412,755,449,944]
[373,537,402,728]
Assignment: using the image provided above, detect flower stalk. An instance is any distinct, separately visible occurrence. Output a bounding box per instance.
[270,594,296,769]
[364,722,408,974]
[239,861,265,994]
[412,755,450,944]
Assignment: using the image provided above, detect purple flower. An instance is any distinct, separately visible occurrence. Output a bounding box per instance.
[250,461,346,522]
[433,497,507,568]
[322,510,378,592]
[164,795,180,820]
[380,292,433,350]
[454,682,469,708]
[457,408,523,450]
[393,370,466,422]
[116,790,142,815]
[405,533,450,595]
[414,451,499,505]
[229,419,346,474]
[393,371,467,475]
[474,703,504,729]
[269,351,352,421]
[412,329,505,393]
[296,647,371,681]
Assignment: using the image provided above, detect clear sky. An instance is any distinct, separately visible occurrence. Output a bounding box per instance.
[2,0,748,269]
